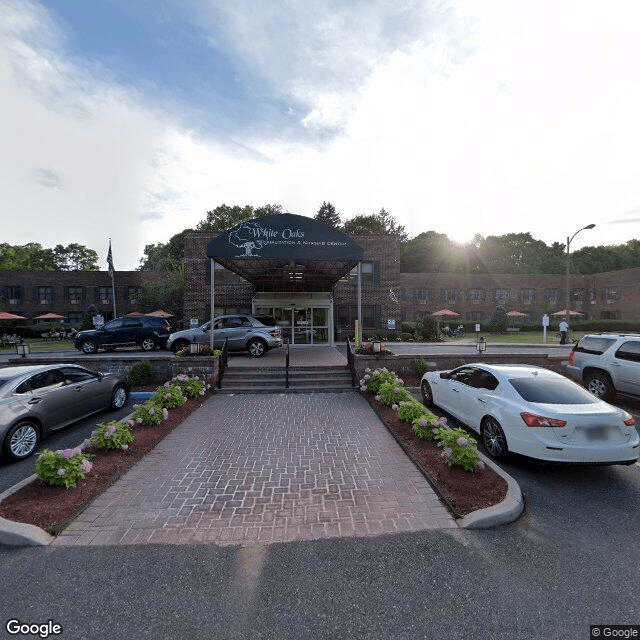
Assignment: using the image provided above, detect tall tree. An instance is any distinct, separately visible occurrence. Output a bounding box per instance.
[53,243,99,271]
[138,229,193,271]
[343,209,407,241]
[315,201,341,228]
[0,242,99,271]
[197,203,285,232]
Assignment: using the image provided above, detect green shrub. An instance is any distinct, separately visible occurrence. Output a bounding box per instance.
[415,315,442,341]
[396,400,428,422]
[400,332,413,340]
[152,383,186,409]
[436,427,479,471]
[129,360,153,386]
[377,381,413,406]
[132,400,166,426]
[171,374,207,398]
[34,448,93,489]
[414,357,430,377]
[412,414,448,440]
[91,420,135,451]
[363,368,397,394]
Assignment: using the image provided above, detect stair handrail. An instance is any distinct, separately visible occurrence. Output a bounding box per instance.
[285,339,290,388]
[346,337,357,387]
[217,337,228,389]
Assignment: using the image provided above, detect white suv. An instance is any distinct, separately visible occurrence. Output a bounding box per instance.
[563,333,640,401]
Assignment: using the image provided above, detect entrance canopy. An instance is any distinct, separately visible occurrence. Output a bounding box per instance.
[206,213,364,292]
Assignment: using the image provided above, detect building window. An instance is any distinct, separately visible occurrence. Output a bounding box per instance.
[67,312,83,325]
[468,289,487,304]
[413,289,433,303]
[467,311,483,321]
[442,289,461,305]
[600,310,621,320]
[127,286,143,301]
[96,286,113,303]
[335,305,379,330]
[340,262,379,284]
[2,286,23,304]
[33,286,55,303]
[603,286,620,303]
[520,289,536,305]
[544,288,560,305]
[211,262,246,284]
[494,289,511,305]
[65,286,84,304]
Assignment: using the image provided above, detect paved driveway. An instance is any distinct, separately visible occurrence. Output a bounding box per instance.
[53,393,456,546]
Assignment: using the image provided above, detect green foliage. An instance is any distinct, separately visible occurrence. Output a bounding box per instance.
[0,242,99,271]
[34,448,93,488]
[412,414,448,440]
[138,229,193,271]
[490,306,508,331]
[343,208,407,241]
[132,400,165,426]
[315,201,341,228]
[414,357,429,377]
[377,381,412,406]
[129,360,153,386]
[363,367,397,394]
[91,420,135,452]
[415,315,441,341]
[396,400,428,422]
[436,427,479,471]
[171,374,208,398]
[152,383,186,409]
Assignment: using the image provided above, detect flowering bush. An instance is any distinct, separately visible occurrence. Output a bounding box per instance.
[131,400,166,426]
[436,427,480,471]
[412,414,448,440]
[377,381,413,406]
[396,399,429,423]
[171,374,208,398]
[91,420,135,452]
[34,448,93,489]
[363,368,397,394]
[175,345,221,357]
[152,383,186,409]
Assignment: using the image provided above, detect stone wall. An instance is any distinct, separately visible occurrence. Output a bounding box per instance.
[7,354,220,388]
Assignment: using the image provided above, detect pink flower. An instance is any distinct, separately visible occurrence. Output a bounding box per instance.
[121,444,129,450]
[442,447,453,459]
[61,448,76,460]
[476,460,485,470]
[80,460,92,474]
[56,468,66,477]
[456,437,468,447]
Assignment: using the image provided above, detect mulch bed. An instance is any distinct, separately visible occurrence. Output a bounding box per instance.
[361,389,508,517]
[0,396,204,534]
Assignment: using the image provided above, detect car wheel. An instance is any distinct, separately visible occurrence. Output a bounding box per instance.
[171,340,189,354]
[80,340,98,354]
[140,336,156,351]
[584,371,615,401]
[247,338,267,357]
[4,421,40,460]
[481,417,508,460]
[111,384,128,410]
[421,380,434,407]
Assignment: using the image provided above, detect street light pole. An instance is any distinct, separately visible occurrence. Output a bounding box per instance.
[565,223,595,316]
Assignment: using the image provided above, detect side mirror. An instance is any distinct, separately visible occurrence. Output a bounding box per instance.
[439,372,450,379]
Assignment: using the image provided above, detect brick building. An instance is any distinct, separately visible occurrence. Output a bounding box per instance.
[1,216,638,338]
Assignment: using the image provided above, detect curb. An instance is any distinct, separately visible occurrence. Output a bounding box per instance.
[456,452,524,529]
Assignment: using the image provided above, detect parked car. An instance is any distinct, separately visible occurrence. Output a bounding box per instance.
[562,333,640,402]
[420,363,638,464]
[166,314,283,357]
[73,315,172,353]
[0,364,129,460]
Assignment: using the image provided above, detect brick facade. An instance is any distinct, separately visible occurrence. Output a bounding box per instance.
[1,235,638,332]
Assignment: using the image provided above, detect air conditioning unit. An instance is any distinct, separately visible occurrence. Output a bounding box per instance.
[70,300,79,304]
[9,299,17,305]
[40,299,49,305]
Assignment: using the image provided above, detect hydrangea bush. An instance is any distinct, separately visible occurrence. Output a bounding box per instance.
[170,374,208,398]
[152,383,186,409]
[34,448,93,489]
[362,367,483,472]
[436,427,480,471]
[91,420,135,452]
[131,400,167,426]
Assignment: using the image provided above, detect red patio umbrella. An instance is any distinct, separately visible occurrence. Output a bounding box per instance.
[33,313,66,320]
[432,309,460,318]
[551,310,584,317]
[146,309,174,318]
[506,310,527,317]
[0,311,27,320]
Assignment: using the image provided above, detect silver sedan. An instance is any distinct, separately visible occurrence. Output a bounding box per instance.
[0,364,129,461]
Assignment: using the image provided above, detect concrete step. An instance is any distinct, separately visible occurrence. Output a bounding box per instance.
[218,365,357,394]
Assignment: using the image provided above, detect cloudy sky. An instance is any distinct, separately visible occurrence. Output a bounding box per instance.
[2,0,639,270]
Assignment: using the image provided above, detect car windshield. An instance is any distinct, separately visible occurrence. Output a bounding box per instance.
[509,378,599,404]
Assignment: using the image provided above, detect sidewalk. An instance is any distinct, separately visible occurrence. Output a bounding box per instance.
[51,392,457,546]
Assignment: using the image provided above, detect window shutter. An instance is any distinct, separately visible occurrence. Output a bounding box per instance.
[373,262,380,284]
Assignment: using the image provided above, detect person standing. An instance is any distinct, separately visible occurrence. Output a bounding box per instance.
[559,318,569,344]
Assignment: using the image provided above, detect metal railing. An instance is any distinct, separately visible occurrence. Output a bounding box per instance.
[346,337,357,387]
[285,339,290,389]
[217,337,228,389]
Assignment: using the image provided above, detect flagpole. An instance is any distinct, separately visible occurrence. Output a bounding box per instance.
[107,239,117,319]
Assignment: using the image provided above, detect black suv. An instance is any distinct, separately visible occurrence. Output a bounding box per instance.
[74,316,172,353]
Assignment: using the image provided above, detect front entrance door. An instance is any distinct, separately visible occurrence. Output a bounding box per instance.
[258,303,331,345]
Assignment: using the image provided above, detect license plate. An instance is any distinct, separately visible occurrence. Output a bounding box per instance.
[581,426,611,441]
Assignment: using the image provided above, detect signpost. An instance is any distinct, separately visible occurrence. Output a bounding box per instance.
[542,314,549,343]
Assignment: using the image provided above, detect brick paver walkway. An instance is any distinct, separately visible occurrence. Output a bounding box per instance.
[52,393,456,547]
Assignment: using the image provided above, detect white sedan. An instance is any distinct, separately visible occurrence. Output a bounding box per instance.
[420,364,639,464]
